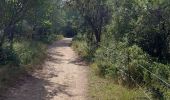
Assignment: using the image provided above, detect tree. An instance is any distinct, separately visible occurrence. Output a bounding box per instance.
[70,0,112,44]
[133,0,170,61]
[0,0,45,48]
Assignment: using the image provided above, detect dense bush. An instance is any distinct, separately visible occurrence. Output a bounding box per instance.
[13,40,47,65]
[38,34,64,44]
[72,36,170,99]
[72,34,97,61]
[95,40,148,82]
[0,48,19,66]
[96,42,170,99]
[72,34,89,58]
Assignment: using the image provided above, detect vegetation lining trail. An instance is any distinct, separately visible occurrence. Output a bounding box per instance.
[4,38,88,100]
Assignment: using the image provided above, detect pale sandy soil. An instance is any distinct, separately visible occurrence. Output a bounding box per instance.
[2,38,88,100]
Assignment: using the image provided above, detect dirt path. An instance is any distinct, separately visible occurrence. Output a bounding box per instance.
[3,38,88,100]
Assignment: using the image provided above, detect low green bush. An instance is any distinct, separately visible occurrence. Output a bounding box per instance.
[72,34,89,58]
[56,34,64,40]
[13,40,47,65]
[94,40,170,99]
[0,48,19,66]
[72,34,97,61]
[38,34,64,44]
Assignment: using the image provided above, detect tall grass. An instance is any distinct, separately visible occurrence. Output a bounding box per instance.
[88,64,150,100]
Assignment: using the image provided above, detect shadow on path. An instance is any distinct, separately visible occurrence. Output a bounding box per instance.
[2,38,87,100]
[1,74,72,100]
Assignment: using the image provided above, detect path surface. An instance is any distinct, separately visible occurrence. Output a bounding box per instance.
[4,38,88,100]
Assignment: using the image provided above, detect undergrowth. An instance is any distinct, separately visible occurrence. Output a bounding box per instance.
[72,37,150,100]
[72,35,170,100]
[88,63,150,100]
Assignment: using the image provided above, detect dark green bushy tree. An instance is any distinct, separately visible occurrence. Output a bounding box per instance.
[134,0,170,61]
[0,0,45,48]
[70,0,112,45]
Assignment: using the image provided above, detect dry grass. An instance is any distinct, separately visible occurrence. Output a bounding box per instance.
[88,64,151,100]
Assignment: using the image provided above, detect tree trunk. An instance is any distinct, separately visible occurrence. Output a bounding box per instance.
[9,29,14,50]
[0,27,9,48]
[0,32,5,48]
[94,29,101,45]
[0,26,14,49]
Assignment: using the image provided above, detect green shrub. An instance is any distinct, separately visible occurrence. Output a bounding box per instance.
[0,48,19,66]
[94,40,118,77]
[72,34,98,61]
[145,62,170,99]
[72,34,89,57]
[56,34,64,40]
[38,33,64,44]
[72,40,89,57]
[94,40,170,99]
[13,40,46,65]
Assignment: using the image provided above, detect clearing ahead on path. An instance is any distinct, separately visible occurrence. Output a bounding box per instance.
[4,38,88,100]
